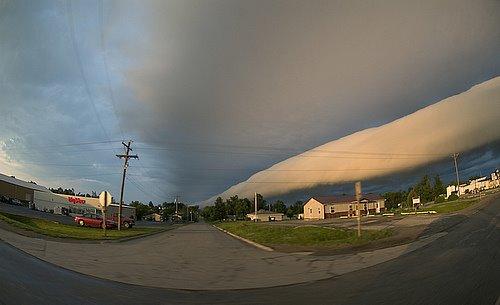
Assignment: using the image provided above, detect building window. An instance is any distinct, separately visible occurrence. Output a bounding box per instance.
[309,208,312,213]
[318,209,321,214]
[330,207,335,213]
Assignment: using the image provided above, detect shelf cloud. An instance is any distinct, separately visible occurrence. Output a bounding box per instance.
[208,77,500,202]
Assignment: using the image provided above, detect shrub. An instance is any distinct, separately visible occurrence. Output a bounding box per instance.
[434,195,445,204]
[447,193,459,201]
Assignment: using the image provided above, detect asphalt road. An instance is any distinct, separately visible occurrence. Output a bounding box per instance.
[0,198,498,305]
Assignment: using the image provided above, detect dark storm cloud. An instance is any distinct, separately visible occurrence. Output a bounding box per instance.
[1,0,499,203]
[114,0,500,201]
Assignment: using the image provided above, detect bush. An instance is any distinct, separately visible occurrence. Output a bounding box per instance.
[447,193,459,201]
[435,195,445,204]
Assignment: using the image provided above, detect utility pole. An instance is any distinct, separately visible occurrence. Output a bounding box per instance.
[254,192,258,221]
[116,140,138,230]
[355,181,362,237]
[452,153,460,196]
[174,196,180,215]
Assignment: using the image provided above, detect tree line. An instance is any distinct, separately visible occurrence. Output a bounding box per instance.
[382,174,448,210]
[129,200,200,222]
[202,173,460,221]
[201,195,304,222]
[49,187,99,198]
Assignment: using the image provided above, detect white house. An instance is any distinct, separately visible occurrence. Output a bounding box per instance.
[446,170,500,198]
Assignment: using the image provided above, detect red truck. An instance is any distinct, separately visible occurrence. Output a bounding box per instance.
[74,213,135,229]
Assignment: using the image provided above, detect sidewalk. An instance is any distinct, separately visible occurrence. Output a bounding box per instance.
[0,222,444,290]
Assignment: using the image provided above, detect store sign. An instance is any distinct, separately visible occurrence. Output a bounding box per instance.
[68,197,86,204]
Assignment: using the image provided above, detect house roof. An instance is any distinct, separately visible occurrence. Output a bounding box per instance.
[0,173,50,193]
[312,193,383,205]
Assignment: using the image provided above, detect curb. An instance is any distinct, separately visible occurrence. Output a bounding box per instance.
[212,224,274,252]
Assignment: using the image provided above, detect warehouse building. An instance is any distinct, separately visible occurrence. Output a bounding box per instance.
[303,194,385,220]
[0,173,135,219]
[0,173,49,204]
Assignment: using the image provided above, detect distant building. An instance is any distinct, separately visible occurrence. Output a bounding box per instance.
[246,209,284,222]
[144,213,163,222]
[446,170,500,198]
[0,172,135,218]
[0,173,49,203]
[303,194,385,220]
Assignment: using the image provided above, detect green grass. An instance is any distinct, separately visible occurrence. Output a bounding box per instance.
[217,221,392,247]
[0,212,161,240]
[420,199,479,214]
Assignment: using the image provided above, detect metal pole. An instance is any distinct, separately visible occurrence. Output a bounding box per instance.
[452,153,460,196]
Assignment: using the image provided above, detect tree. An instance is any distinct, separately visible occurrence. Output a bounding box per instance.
[273,200,287,214]
[414,175,433,203]
[225,196,237,216]
[432,175,446,199]
[235,197,252,219]
[383,191,406,210]
[129,201,151,220]
[161,201,186,221]
[256,193,267,210]
[468,175,481,182]
[201,205,216,221]
[286,200,304,218]
[213,197,227,221]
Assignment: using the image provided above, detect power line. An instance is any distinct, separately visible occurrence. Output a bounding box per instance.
[132,146,449,159]
[98,0,125,140]
[66,0,112,142]
[133,141,448,157]
[126,176,166,202]
[1,140,123,151]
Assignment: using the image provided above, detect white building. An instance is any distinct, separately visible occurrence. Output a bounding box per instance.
[246,210,284,222]
[446,170,500,198]
[33,190,135,219]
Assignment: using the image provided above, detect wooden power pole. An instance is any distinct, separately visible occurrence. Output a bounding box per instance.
[254,192,258,221]
[116,140,138,230]
[355,181,362,237]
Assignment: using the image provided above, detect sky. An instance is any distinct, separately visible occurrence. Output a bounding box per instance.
[0,0,499,204]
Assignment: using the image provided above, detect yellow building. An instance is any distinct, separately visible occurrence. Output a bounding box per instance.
[303,194,385,220]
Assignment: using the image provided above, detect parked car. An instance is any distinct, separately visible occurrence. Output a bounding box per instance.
[74,213,117,229]
[111,215,135,228]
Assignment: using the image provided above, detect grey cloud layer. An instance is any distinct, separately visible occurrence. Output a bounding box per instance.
[210,78,500,201]
[118,0,500,201]
[1,1,499,203]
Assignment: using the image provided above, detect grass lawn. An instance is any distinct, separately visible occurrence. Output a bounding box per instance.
[0,212,161,240]
[217,221,392,247]
[420,198,479,214]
